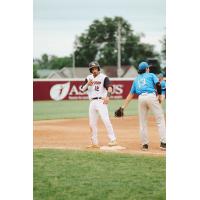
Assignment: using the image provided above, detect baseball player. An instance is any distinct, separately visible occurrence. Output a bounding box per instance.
[158,73,166,102]
[161,78,166,98]
[81,61,117,148]
[115,62,166,151]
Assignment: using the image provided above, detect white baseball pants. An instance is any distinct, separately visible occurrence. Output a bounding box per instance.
[138,93,166,145]
[89,99,116,144]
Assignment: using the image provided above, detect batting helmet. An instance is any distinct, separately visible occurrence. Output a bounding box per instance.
[89,61,100,73]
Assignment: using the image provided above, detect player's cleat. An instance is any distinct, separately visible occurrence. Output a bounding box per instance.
[142,144,148,151]
[160,142,166,150]
[86,144,100,149]
[108,140,117,146]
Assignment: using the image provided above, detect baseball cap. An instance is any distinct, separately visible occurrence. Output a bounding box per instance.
[157,73,164,78]
[138,62,149,70]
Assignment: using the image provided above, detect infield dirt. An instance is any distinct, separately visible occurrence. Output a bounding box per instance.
[33,116,166,156]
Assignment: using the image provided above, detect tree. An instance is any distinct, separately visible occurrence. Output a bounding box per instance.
[160,34,166,60]
[33,64,39,78]
[42,54,48,64]
[48,55,72,69]
[33,54,73,70]
[74,16,158,67]
[37,54,49,69]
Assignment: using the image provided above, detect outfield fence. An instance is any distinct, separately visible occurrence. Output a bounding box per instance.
[33,78,135,101]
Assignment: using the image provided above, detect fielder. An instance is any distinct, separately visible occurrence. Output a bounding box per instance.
[158,73,166,102]
[115,62,166,151]
[81,61,117,148]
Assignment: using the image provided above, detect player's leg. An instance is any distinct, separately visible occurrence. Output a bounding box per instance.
[138,95,149,149]
[148,94,166,146]
[97,101,117,145]
[88,101,99,147]
[161,94,165,102]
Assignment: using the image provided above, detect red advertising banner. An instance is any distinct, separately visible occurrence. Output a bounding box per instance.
[33,79,134,101]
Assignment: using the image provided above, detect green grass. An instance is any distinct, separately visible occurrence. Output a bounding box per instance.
[33,99,166,120]
[34,149,166,200]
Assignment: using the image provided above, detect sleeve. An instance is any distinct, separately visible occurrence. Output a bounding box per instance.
[130,81,136,94]
[103,77,112,90]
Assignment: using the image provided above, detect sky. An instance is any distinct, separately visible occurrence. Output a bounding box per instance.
[33,0,165,58]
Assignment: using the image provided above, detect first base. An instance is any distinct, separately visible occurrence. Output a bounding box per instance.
[100,145,126,151]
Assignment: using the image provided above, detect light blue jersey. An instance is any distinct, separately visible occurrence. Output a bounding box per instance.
[160,80,166,95]
[130,73,159,95]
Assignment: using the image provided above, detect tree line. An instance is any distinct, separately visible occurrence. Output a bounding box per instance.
[34,16,166,78]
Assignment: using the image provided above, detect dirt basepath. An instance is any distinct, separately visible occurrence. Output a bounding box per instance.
[33,116,165,156]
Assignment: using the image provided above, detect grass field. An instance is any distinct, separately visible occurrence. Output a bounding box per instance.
[33,99,166,120]
[33,99,166,200]
[34,149,166,200]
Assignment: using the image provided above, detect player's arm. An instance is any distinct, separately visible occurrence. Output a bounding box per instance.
[152,74,163,103]
[156,82,162,95]
[80,78,88,92]
[114,93,134,117]
[122,80,136,109]
[103,77,113,104]
[107,86,112,97]
[121,93,134,109]
[115,81,135,117]
[155,81,162,103]
[80,78,93,92]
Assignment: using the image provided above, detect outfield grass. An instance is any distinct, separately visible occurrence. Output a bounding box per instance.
[33,99,166,120]
[34,149,166,200]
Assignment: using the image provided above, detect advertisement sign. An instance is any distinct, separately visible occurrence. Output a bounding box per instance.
[33,79,134,101]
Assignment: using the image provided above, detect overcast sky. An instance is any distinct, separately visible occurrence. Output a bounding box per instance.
[33,0,165,58]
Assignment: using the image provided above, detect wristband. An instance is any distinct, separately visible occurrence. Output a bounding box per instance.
[107,92,112,97]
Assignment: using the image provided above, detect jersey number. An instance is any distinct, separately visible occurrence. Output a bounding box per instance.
[138,78,146,88]
[95,85,99,91]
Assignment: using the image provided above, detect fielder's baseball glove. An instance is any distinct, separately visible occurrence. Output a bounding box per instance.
[115,107,124,117]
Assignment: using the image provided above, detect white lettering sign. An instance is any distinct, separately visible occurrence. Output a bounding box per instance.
[50,82,70,101]
[113,84,123,94]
